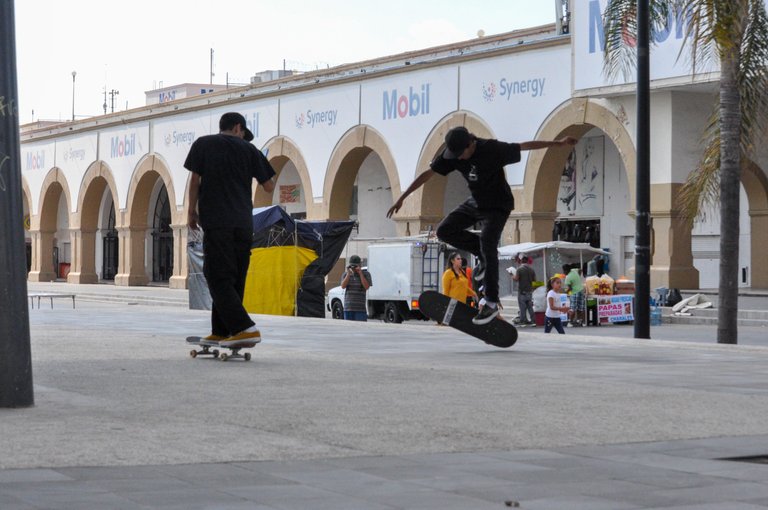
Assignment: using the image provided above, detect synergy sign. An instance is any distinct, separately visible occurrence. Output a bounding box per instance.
[295,108,338,129]
[481,77,547,102]
[574,0,720,91]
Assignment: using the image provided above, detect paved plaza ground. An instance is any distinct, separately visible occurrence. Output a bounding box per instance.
[1,287,767,509]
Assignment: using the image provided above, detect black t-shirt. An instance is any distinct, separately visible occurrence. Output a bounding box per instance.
[184,134,276,229]
[430,138,520,211]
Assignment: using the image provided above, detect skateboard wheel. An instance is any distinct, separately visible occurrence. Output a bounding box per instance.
[190,350,197,358]
[220,353,229,361]
[244,352,251,361]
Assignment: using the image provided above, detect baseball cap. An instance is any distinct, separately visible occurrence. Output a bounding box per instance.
[442,127,473,159]
[219,112,254,142]
[348,255,362,265]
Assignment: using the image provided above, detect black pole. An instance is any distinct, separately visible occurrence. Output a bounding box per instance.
[0,0,34,408]
[634,0,651,339]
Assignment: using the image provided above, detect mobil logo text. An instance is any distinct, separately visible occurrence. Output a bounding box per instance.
[110,134,136,158]
[587,0,688,54]
[25,151,45,170]
[382,83,431,120]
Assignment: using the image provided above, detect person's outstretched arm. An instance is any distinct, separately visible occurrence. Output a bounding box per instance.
[519,137,577,151]
[386,170,435,218]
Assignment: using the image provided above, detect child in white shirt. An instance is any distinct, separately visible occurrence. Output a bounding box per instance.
[545,276,569,334]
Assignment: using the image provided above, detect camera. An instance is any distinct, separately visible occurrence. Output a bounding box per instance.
[347,264,359,270]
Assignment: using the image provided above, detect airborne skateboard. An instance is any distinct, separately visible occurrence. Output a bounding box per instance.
[418,291,517,348]
[186,336,257,361]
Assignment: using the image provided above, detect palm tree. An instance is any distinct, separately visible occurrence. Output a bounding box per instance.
[602,0,768,344]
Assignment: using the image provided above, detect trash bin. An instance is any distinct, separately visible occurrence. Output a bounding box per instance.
[58,262,71,279]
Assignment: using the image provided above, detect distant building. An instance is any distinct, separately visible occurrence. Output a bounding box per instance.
[145,83,229,106]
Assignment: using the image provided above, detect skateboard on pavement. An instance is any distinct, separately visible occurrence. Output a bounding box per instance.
[186,336,257,361]
[418,291,517,348]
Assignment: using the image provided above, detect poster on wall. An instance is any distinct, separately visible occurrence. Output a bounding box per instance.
[556,136,605,217]
[597,294,634,323]
[279,184,300,204]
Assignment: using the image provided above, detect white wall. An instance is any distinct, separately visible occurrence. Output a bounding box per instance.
[692,186,751,288]
[354,152,396,238]
[272,161,306,217]
[55,193,70,265]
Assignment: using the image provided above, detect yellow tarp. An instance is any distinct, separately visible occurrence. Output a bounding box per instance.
[243,246,318,316]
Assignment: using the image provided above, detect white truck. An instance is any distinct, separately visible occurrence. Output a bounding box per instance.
[327,239,446,323]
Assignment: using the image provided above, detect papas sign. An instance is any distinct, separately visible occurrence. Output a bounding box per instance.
[597,295,634,323]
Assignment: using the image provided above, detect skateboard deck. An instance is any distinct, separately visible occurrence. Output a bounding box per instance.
[418,291,517,348]
[186,336,257,361]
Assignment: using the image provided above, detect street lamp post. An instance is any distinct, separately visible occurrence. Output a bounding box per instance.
[0,0,35,408]
[71,70,77,121]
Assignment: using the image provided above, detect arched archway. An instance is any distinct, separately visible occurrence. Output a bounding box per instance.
[118,155,180,286]
[322,126,400,234]
[22,176,32,273]
[388,111,494,236]
[742,160,768,288]
[29,168,72,282]
[256,137,313,217]
[69,161,120,283]
[522,97,698,288]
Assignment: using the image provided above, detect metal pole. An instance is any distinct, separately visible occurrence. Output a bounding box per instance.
[0,0,34,408]
[71,70,76,121]
[634,0,651,339]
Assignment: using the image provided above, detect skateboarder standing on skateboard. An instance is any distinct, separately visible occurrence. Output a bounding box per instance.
[185,112,276,343]
[387,127,576,325]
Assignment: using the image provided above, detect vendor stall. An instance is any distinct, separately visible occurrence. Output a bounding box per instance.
[499,241,609,285]
[499,241,612,326]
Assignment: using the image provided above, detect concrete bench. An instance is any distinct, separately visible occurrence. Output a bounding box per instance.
[28,293,76,309]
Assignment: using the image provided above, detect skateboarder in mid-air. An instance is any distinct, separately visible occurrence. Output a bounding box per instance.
[185,112,276,344]
[387,127,576,325]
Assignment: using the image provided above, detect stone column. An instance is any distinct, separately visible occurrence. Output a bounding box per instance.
[67,228,98,283]
[26,228,57,282]
[114,226,149,286]
[507,211,559,244]
[649,184,699,289]
[750,208,768,289]
[168,223,188,289]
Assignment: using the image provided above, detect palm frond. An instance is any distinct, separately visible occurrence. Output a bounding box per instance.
[602,0,671,81]
[738,0,768,156]
[679,107,721,223]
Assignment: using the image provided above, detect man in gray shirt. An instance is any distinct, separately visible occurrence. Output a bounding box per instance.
[513,254,536,326]
[341,255,372,321]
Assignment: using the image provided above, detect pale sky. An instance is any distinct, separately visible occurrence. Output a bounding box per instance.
[13,1,556,125]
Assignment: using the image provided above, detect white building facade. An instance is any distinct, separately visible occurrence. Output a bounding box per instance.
[19,4,768,291]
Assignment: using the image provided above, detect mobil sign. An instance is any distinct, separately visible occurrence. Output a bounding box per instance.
[574,0,720,91]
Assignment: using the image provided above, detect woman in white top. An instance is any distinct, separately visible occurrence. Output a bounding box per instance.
[545,276,569,334]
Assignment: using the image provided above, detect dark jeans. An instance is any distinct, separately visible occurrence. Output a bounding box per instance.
[544,316,565,334]
[436,198,511,303]
[203,228,255,337]
[344,311,368,321]
[518,291,534,322]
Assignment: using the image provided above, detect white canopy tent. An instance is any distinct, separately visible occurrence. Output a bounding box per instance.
[499,241,610,284]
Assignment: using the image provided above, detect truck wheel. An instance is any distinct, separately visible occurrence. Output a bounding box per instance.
[383,302,403,323]
[331,300,344,320]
